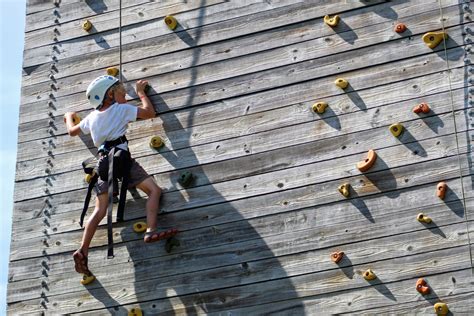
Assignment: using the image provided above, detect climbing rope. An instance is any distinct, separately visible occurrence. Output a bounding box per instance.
[119,0,123,82]
[437,2,474,273]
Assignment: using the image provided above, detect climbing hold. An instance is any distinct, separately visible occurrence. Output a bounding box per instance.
[133,221,147,233]
[106,67,119,77]
[335,78,349,89]
[394,23,407,33]
[416,278,430,295]
[63,113,81,125]
[82,20,92,32]
[85,173,94,184]
[422,31,448,49]
[389,123,404,137]
[330,251,344,263]
[434,302,449,316]
[417,213,432,224]
[357,149,377,172]
[324,15,340,27]
[178,171,194,187]
[80,273,95,285]
[312,101,328,114]
[149,136,164,149]
[437,182,447,200]
[363,269,376,281]
[413,102,431,114]
[165,237,180,253]
[338,183,350,198]
[164,15,178,30]
[128,308,143,316]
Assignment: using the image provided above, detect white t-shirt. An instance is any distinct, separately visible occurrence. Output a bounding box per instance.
[79,103,137,149]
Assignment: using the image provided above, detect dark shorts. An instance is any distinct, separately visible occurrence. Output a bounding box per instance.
[94,158,150,196]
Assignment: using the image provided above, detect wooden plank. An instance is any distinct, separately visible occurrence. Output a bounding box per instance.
[7,243,473,313]
[6,214,471,303]
[22,1,379,68]
[23,2,442,86]
[9,136,473,261]
[23,0,223,47]
[19,3,464,115]
[9,150,474,280]
[19,0,453,90]
[11,73,470,201]
[214,268,474,316]
[346,290,474,315]
[13,76,471,183]
[9,121,468,243]
[15,47,469,163]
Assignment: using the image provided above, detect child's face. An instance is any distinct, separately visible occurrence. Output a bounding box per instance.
[113,83,127,103]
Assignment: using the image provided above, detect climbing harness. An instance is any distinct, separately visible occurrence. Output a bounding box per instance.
[437,2,474,273]
[80,136,132,259]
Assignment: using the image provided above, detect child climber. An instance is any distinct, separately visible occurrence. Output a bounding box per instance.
[65,75,178,276]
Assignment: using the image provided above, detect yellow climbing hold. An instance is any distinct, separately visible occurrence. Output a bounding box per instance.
[434,302,449,316]
[80,273,95,285]
[133,221,147,233]
[417,213,432,224]
[422,31,448,49]
[82,20,92,32]
[312,101,328,114]
[164,15,177,30]
[106,67,119,77]
[324,15,340,27]
[338,183,350,198]
[389,123,404,137]
[128,308,143,316]
[363,269,376,281]
[335,78,348,89]
[85,173,94,184]
[149,136,164,149]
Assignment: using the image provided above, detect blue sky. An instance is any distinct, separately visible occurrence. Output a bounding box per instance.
[0,0,25,312]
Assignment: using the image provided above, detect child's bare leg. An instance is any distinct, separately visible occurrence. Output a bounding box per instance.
[73,193,108,273]
[136,177,162,232]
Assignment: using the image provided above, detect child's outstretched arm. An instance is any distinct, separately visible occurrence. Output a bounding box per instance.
[64,112,81,136]
[136,79,156,120]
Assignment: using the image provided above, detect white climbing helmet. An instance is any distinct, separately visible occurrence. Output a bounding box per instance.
[86,75,119,109]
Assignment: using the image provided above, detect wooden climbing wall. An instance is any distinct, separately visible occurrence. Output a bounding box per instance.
[8,0,474,314]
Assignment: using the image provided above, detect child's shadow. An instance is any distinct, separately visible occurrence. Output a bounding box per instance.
[120,2,304,313]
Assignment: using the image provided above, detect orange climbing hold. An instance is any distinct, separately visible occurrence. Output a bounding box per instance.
[394,23,407,33]
[416,278,430,295]
[357,149,377,172]
[437,182,447,200]
[330,251,344,263]
[413,102,431,114]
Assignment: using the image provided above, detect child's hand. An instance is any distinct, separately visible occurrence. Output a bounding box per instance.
[63,112,76,123]
[136,80,149,95]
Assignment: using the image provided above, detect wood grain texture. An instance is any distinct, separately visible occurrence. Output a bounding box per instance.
[9,0,474,314]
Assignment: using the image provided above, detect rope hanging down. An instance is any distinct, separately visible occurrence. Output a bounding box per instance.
[437,2,473,273]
